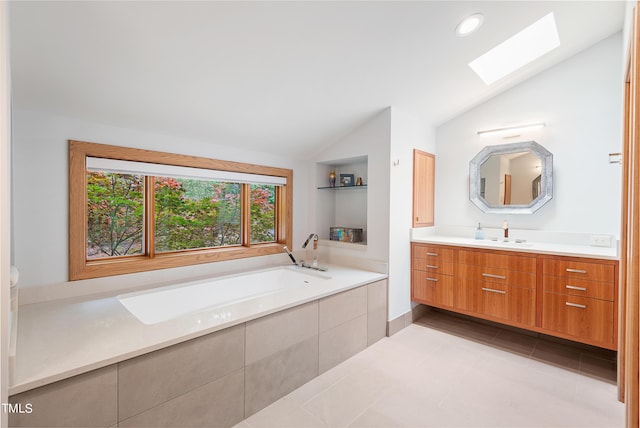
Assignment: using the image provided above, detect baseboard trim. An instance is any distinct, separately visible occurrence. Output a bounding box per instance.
[387,304,430,336]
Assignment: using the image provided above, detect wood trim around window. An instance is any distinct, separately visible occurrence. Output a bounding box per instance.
[69,140,293,281]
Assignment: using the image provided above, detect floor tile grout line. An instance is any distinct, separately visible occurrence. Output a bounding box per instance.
[298,366,355,408]
[342,382,397,428]
[294,397,332,428]
[528,337,540,361]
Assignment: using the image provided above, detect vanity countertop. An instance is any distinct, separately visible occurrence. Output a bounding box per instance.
[10,264,386,396]
[412,235,618,260]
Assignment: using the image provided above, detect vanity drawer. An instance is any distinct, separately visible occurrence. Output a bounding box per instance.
[542,292,614,346]
[458,250,536,273]
[413,245,454,262]
[413,259,454,275]
[542,259,615,283]
[412,270,453,308]
[543,275,614,301]
[455,279,535,326]
[457,264,536,289]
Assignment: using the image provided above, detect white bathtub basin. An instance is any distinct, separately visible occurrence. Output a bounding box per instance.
[118,266,330,325]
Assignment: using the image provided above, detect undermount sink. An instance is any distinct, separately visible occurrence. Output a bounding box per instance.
[470,239,535,248]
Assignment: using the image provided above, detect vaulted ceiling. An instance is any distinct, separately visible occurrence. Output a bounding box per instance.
[9,1,625,157]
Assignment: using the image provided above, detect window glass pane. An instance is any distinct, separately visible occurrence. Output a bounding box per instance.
[250,184,276,244]
[154,178,241,252]
[86,172,144,259]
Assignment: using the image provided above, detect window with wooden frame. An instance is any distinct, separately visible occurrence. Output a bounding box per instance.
[69,140,293,280]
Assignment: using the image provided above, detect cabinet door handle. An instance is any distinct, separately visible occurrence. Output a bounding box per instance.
[566,268,588,274]
[566,285,587,291]
[426,265,438,269]
[426,277,438,282]
[482,273,507,280]
[565,302,587,309]
[426,252,438,257]
[482,287,506,294]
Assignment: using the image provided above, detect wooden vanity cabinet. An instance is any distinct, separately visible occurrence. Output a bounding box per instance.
[411,244,454,308]
[410,242,618,350]
[456,250,536,327]
[541,257,617,348]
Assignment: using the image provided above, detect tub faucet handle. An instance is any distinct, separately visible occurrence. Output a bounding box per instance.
[283,246,298,265]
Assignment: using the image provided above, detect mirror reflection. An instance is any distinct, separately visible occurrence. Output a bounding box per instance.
[469,140,552,215]
[480,152,542,206]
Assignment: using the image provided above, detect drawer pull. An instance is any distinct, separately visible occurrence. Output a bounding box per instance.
[565,302,587,309]
[566,268,588,274]
[426,252,439,257]
[565,285,587,291]
[482,287,506,294]
[426,265,438,269]
[426,277,438,282]
[482,273,507,280]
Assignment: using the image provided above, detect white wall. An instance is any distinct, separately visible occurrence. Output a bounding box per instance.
[315,108,392,265]
[12,109,313,303]
[389,108,435,320]
[313,107,435,321]
[1,0,11,423]
[435,33,623,236]
[510,153,541,205]
[482,156,502,205]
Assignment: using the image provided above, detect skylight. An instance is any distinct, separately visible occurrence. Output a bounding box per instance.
[469,12,560,85]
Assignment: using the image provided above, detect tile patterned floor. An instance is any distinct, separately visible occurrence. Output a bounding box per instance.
[235,309,624,428]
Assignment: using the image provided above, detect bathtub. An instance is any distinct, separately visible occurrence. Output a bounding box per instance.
[118,266,331,325]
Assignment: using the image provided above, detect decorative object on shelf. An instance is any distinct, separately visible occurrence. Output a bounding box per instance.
[330,227,363,243]
[340,173,355,187]
[355,177,363,186]
[329,170,336,187]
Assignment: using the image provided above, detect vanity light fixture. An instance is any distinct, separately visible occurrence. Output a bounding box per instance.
[469,12,560,85]
[477,122,545,137]
[456,13,484,37]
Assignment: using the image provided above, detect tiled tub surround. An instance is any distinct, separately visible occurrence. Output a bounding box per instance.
[9,264,386,427]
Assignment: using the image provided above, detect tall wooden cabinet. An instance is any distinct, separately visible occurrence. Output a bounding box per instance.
[412,150,434,227]
[411,242,618,350]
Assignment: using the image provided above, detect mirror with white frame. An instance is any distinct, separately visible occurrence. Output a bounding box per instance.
[469,141,553,214]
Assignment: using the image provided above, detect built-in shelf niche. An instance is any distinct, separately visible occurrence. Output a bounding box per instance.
[316,156,368,246]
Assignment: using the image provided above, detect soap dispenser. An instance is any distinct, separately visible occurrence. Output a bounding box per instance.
[474,223,484,240]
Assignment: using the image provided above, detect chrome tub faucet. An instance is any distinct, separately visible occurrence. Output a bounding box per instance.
[302,233,319,268]
[301,233,328,271]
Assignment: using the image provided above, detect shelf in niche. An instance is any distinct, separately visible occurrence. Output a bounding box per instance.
[317,185,367,190]
[319,239,367,250]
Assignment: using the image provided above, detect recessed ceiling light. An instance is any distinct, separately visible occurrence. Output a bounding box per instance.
[469,12,560,85]
[456,13,484,37]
